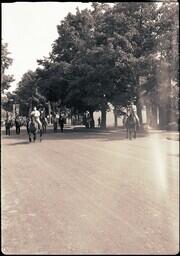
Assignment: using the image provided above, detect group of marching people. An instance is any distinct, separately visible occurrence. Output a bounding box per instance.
[5,114,25,136]
[4,101,140,136]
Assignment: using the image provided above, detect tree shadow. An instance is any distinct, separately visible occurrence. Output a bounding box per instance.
[1,126,149,143]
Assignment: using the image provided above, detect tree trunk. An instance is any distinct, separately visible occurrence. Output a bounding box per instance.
[48,101,52,124]
[101,108,106,128]
[89,109,94,128]
[28,98,32,117]
[146,104,151,126]
[159,105,167,129]
[89,109,94,121]
[151,104,158,128]
[136,100,143,125]
[114,106,118,128]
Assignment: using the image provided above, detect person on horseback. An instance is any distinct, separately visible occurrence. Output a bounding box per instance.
[123,102,140,140]
[128,102,140,127]
[30,106,42,130]
[27,114,42,142]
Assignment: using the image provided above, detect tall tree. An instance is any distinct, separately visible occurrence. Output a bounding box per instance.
[155,2,179,128]
[15,70,46,116]
[1,42,14,92]
[114,2,159,125]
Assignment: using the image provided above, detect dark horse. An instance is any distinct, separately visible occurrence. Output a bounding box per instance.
[123,112,138,140]
[27,117,42,142]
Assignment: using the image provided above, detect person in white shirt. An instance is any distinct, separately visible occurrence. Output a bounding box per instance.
[30,106,42,129]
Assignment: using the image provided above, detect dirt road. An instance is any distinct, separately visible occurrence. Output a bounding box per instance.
[1,127,179,254]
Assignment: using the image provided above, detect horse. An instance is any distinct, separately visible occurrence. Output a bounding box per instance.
[27,117,42,142]
[123,112,138,140]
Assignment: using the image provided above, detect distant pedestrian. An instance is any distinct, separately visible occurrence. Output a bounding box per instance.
[90,118,95,128]
[15,115,21,134]
[53,113,59,132]
[5,118,12,136]
[59,116,64,132]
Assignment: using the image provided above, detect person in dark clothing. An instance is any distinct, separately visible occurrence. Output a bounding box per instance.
[90,118,95,128]
[26,117,30,133]
[15,115,21,134]
[5,119,12,136]
[59,116,64,132]
[53,113,59,133]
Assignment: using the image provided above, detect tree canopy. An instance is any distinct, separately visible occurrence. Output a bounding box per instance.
[1,42,14,93]
[15,2,179,127]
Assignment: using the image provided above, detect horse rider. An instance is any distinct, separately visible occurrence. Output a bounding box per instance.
[30,106,42,130]
[129,102,140,126]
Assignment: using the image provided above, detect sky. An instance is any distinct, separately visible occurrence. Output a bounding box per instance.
[2,2,93,92]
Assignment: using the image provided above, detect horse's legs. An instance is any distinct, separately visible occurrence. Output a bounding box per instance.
[134,127,136,139]
[129,128,132,140]
[126,128,128,139]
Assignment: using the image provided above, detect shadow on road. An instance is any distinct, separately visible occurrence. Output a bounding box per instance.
[2,126,149,145]
[6,141,30,146]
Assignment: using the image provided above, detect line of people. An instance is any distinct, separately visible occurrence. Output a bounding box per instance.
[4,109,66,136]
[5,114,25,136]
[52,112,65,133]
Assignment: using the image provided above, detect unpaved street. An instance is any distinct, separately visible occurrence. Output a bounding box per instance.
[1,127,179,254]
